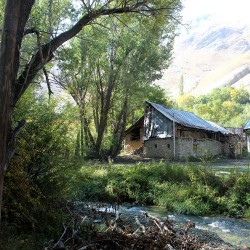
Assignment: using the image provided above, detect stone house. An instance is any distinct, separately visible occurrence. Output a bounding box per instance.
[243,119,250,155]
[125,101,242,160]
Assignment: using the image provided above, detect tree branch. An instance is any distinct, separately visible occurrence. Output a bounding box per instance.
[43,67,53,98]
[13,1,180,105]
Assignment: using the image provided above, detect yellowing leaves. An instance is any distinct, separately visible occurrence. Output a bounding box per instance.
[177,95,195,111]
[177,86,250,127]
[222,100,235,109]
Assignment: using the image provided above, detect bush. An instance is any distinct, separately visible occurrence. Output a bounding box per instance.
[3,87,77,234]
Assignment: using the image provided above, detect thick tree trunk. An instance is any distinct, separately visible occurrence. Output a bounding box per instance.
[111,96,128,158]
[95,83,114,158]
[95,44,118,158]
[0,0,22,224]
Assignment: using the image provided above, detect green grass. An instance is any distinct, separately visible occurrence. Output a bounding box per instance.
[0,229,48,250]
[67,160,250,218]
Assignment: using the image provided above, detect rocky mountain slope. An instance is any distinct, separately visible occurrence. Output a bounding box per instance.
[157,15,250,98]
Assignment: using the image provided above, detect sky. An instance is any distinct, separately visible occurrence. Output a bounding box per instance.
[181,0,250,24]
[175,0,250,42]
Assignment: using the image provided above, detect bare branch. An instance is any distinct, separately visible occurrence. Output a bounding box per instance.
[112,14,137,34]
[43,67,53,98]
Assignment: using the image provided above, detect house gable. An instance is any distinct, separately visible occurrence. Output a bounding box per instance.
[144,104,173,140]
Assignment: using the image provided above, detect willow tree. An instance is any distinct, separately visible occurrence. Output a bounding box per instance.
[0,0,182,221]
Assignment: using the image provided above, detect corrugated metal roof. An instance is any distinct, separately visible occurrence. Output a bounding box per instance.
[244,119,250,130]
[206,121,232,135]
[147,101,231,135]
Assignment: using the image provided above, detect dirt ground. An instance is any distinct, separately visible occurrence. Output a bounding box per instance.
[205,158,250,173]
[114,155,250,172]
[207,158,250,168]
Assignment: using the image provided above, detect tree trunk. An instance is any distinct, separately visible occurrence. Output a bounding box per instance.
[80,117,84,156]
[0,0,22,224]
[110,95,128,158]
[95,83,114,158]
[95,42,118,158]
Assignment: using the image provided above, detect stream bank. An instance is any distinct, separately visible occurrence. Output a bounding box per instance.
[46,202,249,249]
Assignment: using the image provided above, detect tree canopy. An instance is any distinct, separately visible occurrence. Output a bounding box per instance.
[177,86,250,127]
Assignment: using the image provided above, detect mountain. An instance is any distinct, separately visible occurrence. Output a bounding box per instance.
[157,15,250,98]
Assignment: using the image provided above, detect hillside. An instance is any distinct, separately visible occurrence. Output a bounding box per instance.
[157,15,250,98]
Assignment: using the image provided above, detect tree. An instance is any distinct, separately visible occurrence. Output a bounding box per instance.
[56,14,177,159]
[195,87,250,125]
[178,74,184,96]
[180,86,250,127]
[177,94,195,111]
[0,0,182,221]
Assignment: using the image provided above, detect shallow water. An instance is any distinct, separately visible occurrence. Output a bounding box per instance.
[119,205,250,247]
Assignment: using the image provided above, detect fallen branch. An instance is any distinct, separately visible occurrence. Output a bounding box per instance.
[53,224,68,249]
[135,216,146,233]
[45,203,232,250]
[64,215,87,244]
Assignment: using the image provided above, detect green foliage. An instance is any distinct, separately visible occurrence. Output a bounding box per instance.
[177,86,250,127]
[0,0,4,26]
[0,230,47,250]
[68,161,250,218]
[177,95,195,112]
[3,86,78,233]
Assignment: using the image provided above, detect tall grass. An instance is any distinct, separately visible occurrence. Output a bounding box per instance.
[67,161,250,218]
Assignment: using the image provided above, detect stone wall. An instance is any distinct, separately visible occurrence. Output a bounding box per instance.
[196,138,222,157]
[222,142,230,156]
[234,141,243,157]
[144,137,226,160]
[144,138,173,159]
[176,138,193,159]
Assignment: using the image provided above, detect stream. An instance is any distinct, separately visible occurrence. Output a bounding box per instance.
[117,205,250,247]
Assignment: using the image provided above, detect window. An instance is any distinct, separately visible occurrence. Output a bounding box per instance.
[130,127,140,141]
[167,144,170,149]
